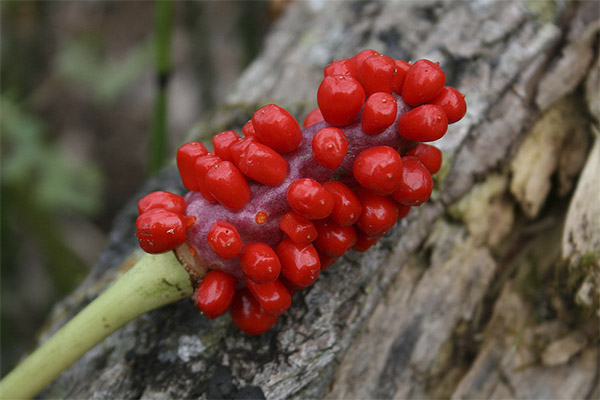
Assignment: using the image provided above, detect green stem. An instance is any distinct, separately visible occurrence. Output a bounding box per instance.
[0,252,193,400]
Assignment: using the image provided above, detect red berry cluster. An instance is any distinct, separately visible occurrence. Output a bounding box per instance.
[134,50,466,335]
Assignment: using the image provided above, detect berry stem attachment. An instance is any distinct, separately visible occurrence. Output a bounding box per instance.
[0,252,194,400]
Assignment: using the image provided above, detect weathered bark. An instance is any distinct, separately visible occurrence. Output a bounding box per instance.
[38,1,599,399]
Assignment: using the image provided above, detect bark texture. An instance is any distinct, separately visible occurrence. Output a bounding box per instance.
[39,1,599,399]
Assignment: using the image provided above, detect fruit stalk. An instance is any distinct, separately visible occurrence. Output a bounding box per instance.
[0,252,193,400]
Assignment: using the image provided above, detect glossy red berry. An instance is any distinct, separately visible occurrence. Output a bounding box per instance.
[406,143,442,174]
[302,107,324,128]
[252,104,302,154]
[353,146,404,195]
[194,154,221,202]
[351,49,379,70]
[276,238,321,288]
[312,127,348,169]
[361,92,397,135]
[317,75,366,127]
[359,54,395,95]
[430,86,467,123]
[352,232,380,252]
[194,270,236,319]
[287,178,334,220]
[242,120,257,137]
[313,219,357,257]
[391,156,434,206]
[356,190,399,237]
[205,161,251,210]
[397,204,411,219]
[236,141,288,186]
[230,136,260,166]
[207,221,242,259]
[230,288,278,335]
[322,181,362,226]
[401,59,446,106]
[246,279,291,317]
[318,252,338,270]
[398,104,448,142]
[137,191,186,215]
[240,242,281,283]
[391,60,410,94]
[324,58,360,81]
[136,209,186,254]
[279,211,318,245]
[212,130,240,162]
[177,141,208,191]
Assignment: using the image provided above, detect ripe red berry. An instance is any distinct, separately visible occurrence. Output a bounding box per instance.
[279,211,318,245]
[230,288,278,335]
[317,75,366,127]
[137,191,186,215]
[312,127,348,169]
[359,54,395,95]
[252,104,302,154]
[398,104,448,142]
[212,130,240,162]
[236,142,288,186]
[361,92,397,135]
[230,136,260,166]
[240,242,281,283]
[324,58,360,81]
[351,49,379,70]
[401,59,446,106]
[136,209,186,254]
[287,178,334,220]
[194,154,221,202]
[194,270,236,319]
[318,251,338,270]
[391,156,434,206]
[430,86,467,124]
[313,219,358,257]
[391,59,410,94]
[397,204,411,219]
[207,221,242,259]
[406,143,442,174]
[355,190,399,237]
[205,161,251,210]
[322,181,362,226]
[177,141,208,191]
[353,146,404,195]
[242,120,257,137]
[352,232,380,252]
[302,107,324,128]
[246,279,291,317]
[276,238,321,288]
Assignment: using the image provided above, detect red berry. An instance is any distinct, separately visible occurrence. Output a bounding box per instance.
[279,211,318,245]
[324,58,360,81]
[194,270,236,319]
[398,104,448,142]
[351,49,379,70]
[391,60,411,94]
[236,142,288,186]
[355,190,399,237]
[312,127,348,169]
[406,143,442,174]
[240,242,281,283]
[252,104,302,154]
[207,221,242,259]
[397,204,411,219]
[313,219,357,257]
[361,92,397,135]
[276,238,321,288]
[177,141,208,191]
[137,191,186,215]
[322,181,362,226]
[230,136,260,166]
[302,107,324,128]
[246,279,291,317]
[359,54,395,95]
[230,288,278,335]
[318,251,338,270]
[317,75,366,127]
[205,161,251,210]
[353,232,380,252]
[430,86,467,123]
[287,178,334,220]
[391,156,433,206]
[212,130,240,162]
[194,154,221,202]
[353,146,404,195]
[401,59,446,106]
[242,120,257,137]
[136,209,186,254]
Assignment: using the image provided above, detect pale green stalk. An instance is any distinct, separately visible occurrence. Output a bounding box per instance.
[0,252,193,400]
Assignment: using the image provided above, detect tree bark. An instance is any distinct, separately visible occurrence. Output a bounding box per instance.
[39,1,599,398]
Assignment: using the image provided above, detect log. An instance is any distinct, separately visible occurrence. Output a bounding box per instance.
[35,1,599,398]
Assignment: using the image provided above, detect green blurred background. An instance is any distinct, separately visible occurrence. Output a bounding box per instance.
[1,0,283,376]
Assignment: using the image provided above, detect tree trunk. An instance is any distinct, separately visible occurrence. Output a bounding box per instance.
[39,1,599,398]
